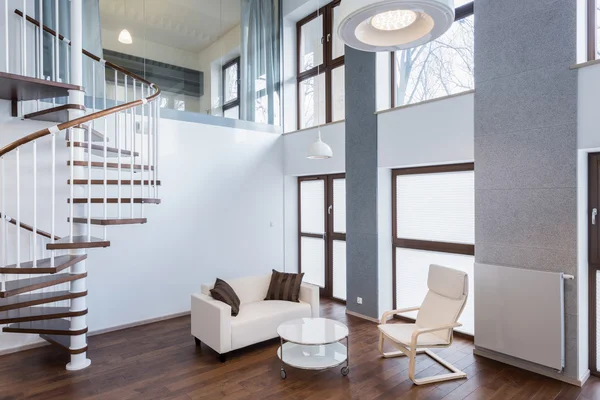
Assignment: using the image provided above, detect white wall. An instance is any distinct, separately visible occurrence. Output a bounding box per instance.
[0,103,284,352]
[197,25,241,116]
[101,28,200,70]
[378,92,475,169]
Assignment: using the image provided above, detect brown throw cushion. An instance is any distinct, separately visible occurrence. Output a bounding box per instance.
[265,270,305,302]
[210,278,241,316]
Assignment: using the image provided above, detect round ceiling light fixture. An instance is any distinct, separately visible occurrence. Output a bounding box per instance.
[337,0,455,52]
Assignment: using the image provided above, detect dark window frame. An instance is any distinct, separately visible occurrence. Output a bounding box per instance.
[296,0,344,129]
[589,153,600,376]
[390,2,474,108]
[589,0,598,61]
[391,163,475,310]
[222,57,240,118]
[298,173,346,301]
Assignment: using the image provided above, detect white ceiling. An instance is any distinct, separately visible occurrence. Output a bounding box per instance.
[99,0,241,53]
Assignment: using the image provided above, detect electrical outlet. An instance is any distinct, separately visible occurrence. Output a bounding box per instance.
[357,297,363,305]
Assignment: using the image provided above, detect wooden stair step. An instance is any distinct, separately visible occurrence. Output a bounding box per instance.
[0,290,87,312]
[68,160,154,171]
[68,141,139,157]
[68,198,161,204]
[24,104,86,123]
[40,334,88,354]
[0,306,88,324]
[0,254,87,274]
[68,179,161,185]
[67,125,108,143]
[3,318,88,335]
[46,236,110,250]
[0,72,83,102]
[0,273,87,298]
[68,217,147,226]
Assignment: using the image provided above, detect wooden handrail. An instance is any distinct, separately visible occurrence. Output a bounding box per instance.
[0,213,61,240]
[1,10,162,158]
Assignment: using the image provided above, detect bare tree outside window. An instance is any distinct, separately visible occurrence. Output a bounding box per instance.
[394,15,474,106]
[596,2,600,59]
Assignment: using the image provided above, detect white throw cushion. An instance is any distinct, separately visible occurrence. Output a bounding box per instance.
[201,274,272,304]
[230,300,311,350]
[378,323,448,347]
[427,264,468,300]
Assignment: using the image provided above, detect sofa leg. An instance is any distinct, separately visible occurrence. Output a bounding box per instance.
[194,337,201,347]
[219,353,227,363]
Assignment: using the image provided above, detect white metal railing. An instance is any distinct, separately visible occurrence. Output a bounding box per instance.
[0,7,161,295]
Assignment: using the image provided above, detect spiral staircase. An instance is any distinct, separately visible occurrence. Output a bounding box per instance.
[0,3,161,370]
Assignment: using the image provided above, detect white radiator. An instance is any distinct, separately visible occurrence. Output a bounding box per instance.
[474,263,571,371]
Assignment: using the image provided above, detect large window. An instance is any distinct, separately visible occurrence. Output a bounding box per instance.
[392,163,475,335]
[298,174,346,300]
[296,1,345,130]
[222,57,240,119]
[391,2,474,107]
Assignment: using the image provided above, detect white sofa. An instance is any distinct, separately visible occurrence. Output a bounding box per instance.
[191,273,319,360]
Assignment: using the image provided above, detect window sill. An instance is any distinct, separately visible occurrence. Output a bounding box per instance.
[375,90,475,116]
[570,59,600,70]
[283,119,346,135]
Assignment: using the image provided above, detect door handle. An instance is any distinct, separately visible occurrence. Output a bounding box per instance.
[328,205,332,215]
[593,208,598,225]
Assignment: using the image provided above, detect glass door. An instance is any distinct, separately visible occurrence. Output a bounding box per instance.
[298,174,346,300]
[590,153,600,375]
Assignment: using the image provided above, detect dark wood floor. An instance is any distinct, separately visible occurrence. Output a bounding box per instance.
[1,300,599,400]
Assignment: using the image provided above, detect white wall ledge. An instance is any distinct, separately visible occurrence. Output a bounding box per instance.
[375,90,475,115]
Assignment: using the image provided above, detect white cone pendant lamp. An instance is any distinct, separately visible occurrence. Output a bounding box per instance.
[337,0,455,52]
[307,129,333,159]
[118,29,133,44]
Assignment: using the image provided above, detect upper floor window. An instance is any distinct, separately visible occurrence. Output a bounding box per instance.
[222,57,240,119]
[297,0,345,130]
[391,2,474,107]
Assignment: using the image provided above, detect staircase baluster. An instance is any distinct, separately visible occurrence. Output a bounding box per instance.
[141,84,145,214]
[1,156,5,291]
[21,0,26,75]
[4,0,8,72]
[92,62,95,113]
[16,147,20,269]
[38,0,43,78]
[103,67,108,240]
[54,0,59,81]
[131,79,135,217]
[149,86,154,198]
[87,125,92,240]
[33,140,37,267]
[50,131,55,267]
[69,128,74,238]
[155,98,159,199]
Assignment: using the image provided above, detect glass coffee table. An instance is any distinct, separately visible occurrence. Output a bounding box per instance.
[277,317,349,379]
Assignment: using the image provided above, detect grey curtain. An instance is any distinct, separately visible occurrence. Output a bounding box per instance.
[240,0,281,125]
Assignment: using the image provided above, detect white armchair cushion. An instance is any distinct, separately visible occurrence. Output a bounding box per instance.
[230,300,311,350]
[427,264,468,300]
[416,291,464,342]
[378,323,448,347]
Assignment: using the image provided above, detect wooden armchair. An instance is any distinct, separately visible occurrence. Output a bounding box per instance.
[378,264,469,385]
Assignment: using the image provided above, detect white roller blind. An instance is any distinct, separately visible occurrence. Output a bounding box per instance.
[301,237,325,287]
[332,240,346,300]
[333,179,346,233]
[395,248,474,335]
[396,171,474,244]
[300,180,325,234]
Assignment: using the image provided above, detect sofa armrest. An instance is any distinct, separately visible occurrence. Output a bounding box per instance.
[191,293,232,354]
[299,283,320,318]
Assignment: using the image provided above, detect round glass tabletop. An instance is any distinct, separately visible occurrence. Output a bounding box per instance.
[277,317,349,345]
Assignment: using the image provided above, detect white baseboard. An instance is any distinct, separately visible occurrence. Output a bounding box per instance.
[473,347,585,387]
[346,309,379,323]
[88,310,190,337]
[0,310,191,356]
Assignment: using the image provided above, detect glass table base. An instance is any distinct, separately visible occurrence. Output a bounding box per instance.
[277,342,347,371]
